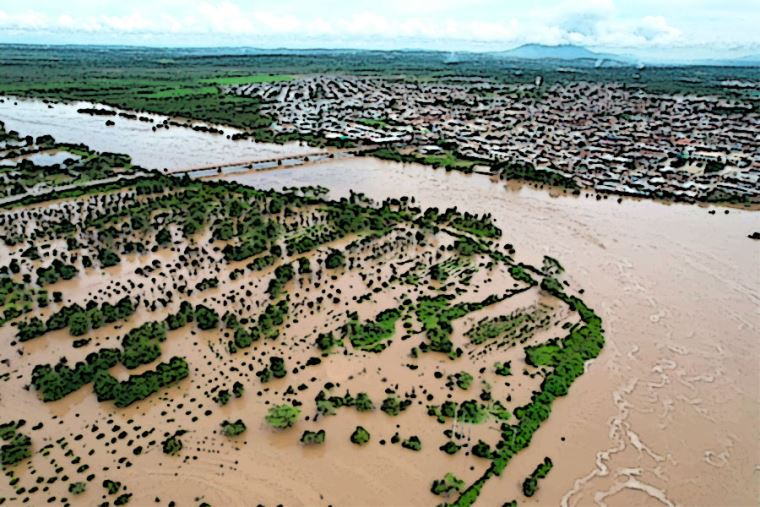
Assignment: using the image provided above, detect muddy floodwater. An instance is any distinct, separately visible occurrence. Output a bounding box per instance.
[0,97,313,170]
[221,158,760,507]
[2,100,759,506]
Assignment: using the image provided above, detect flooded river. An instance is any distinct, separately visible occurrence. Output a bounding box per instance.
[2,99,758,506]
[0,97,312,170]
[224,159,760,506]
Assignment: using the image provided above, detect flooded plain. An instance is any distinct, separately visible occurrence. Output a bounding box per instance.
[1,99,758,506]
[225,158,760,507]
[0,97,313,170]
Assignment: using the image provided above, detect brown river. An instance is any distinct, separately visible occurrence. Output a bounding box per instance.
[1,98,758,506]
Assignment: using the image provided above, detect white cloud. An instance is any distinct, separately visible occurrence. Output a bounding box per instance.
[0,1,737,52]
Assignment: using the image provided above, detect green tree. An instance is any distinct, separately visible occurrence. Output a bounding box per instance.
[350,426,370,445]
[68,312,90,337]
[300,429,326,445]
[265,404,301,429]
[195,304,219,330]
[221,419,247,437]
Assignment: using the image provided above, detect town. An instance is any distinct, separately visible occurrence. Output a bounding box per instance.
[229,76,760,203]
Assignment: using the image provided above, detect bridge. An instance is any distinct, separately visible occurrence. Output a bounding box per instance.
[165,145,378,177]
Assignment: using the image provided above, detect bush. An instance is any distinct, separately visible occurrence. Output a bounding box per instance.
[162,431,185,455]
[195,304,219,330]
[439,441,461,454]
[99,357,189,408]
[431,473,465,496]
[401,435,422,451]
[103,479,121,495]
[523,457,553,497]
[98,248,121,268]
[324,249,345,269]
[0,428,32,466]
[300,429,326,445]
[68,482,87,495]
[380,395,411,416]
[221,419,247,437]
[265,404,301,429]
[350,426,370,445]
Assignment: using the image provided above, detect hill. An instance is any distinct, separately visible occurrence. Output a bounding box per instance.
[495,43,616,61]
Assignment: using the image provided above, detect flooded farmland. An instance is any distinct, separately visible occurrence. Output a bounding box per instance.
[1,99,758,507]
[224,158,759,506]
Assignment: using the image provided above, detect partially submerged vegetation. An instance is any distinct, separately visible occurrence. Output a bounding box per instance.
[0,125,603,506]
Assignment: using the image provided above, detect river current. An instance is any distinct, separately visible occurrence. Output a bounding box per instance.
[1,97,758,506]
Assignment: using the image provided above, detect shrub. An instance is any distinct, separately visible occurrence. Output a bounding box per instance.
[300,430,326,445]
[350,426,370,445]
[195,304,219,330]
[324,249,345,269]
[221,419,247,437]
[402,435,422,451]
[265,404,301,429]
[68,482,87,495]
[431,473,465,496]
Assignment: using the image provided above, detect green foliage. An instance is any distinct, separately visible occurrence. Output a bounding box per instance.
[214,389,231,406]
[354,392,374,411]
[18,296,135,341]
[431,473,465,496]
[522,457,553,497]
[448,371,473,390]
[315,390,373,415]
[350,426,370,445]
[98,248,121,268]
[324,249,345,269]
[472,440,493,459]
[162,433,184,456]
[0,422,31,466]
[449,280,603,507]
[495,160,578,189]
[265,404,301,429]
[257,299,289,339]
[427,400,492,424]
[297,257,312,274]
[165,301,194,330]
[440,441,462,454]
[93,357,189,408]
[495,361,512,376]
[36,259,78,285]
[103,479,121,495]
[115,493,132,505]
[509,265,536,285]
[221,419,247,437]
[415,294,503,358]
[68,482,87,495]
[465,306,547,346]
[315,331,340,355]
[343,307,401,352]
[380,395,412,416]
[267,263,294,299]
[31,348,121,401]
[258,356,286,383]
[450,212,501,238]
[401,435,422,451]
[156,228,172,245]
[195,277,219,292]
[300,430,326,445]
[194,304,219,330]
[120,321,167,369]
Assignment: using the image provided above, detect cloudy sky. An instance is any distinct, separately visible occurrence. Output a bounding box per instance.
[1,0,758,59]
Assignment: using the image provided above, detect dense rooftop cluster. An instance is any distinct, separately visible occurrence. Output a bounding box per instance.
[229,77,759,203]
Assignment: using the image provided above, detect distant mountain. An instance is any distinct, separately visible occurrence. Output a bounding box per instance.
[493,44,625,62]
